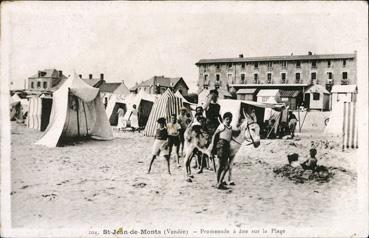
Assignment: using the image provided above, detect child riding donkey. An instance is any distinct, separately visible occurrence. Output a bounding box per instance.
[183,110,261,188]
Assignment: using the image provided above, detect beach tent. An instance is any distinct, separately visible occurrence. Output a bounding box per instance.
[218,99,286,128]
[105,94,127,126]
[174,91,196,112]
[123,90,157,127]
[324,101,358,149]
[304,84,330,111]
[36,74,113,147]
[144,89,184,136]
[26,94,53,131]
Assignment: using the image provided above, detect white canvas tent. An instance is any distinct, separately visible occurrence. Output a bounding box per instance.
[36,73,113,147]
[105,94,127,126]
[123,90,157,127]
[218,99,286,128]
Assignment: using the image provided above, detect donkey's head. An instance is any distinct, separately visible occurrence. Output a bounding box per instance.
[241,110,261,148]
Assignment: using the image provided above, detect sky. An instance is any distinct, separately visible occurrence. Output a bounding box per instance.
[1,1,367,92]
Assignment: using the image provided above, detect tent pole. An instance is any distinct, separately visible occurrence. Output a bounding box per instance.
[342,102,347,151]
[75,96,80,138]
[82,101,88,136]
[298,106,301,132]
[300,110,308,131]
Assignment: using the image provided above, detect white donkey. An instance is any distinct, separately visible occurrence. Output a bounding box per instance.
[183,112,261,183]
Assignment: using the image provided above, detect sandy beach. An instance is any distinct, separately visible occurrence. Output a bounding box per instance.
[9,110,359,233]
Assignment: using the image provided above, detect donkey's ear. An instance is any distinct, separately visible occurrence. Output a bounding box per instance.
[243,109,251,121]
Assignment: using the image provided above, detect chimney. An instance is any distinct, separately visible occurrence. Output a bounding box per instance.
[239,54,244,58]
[308,51,312,55]
[38,71,42,78]
[58,70,63,78]
[79,74,82,78]
[291,52,293,56]
[89,74,93,79]
[100,73,104,80]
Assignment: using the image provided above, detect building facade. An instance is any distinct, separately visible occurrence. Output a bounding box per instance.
[195,52,357,93]
[130,76,189,96]
[27,69,68,93]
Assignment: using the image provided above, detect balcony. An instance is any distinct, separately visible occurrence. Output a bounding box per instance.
[341,79,349,85]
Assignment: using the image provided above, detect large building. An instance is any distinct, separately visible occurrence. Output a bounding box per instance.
[130,75,189,96]
[195,52,357,110]
[26,69,68,93]
[196,52,356,90]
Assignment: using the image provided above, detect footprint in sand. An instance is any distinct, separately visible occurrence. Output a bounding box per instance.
[20,185,29,189]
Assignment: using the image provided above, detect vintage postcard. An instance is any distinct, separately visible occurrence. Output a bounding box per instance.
[1,1,368,237]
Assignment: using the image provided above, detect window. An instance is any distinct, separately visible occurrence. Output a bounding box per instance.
[31,82,34,89]
[241,74,245,84]
[295,73,300,83]
[254,74,258,84]
[342,72,347,79]
[267,73,272,84]
[281,73,286,83]
[343,60,346,67]
[241,63,245,69]
[312,61,317,68]
[282,61,287,69]
[311,72,316,80]
[228,63,232,68]
[204,74,208,83]
[43,81,47,89]
[267,62,273,70]
[328,72,333,80]
[37,81,41,88]
[216,74,220,85]
[296,61,301,68]
[327,60,331,68]
[216,64,220,69]
[254,62,258,69]
[313,93,320,100]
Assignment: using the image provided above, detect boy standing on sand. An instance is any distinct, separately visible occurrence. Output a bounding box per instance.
[177,107,190,156]
[147,118,171,174]
[167,114,182,167]
[209,112,238,189]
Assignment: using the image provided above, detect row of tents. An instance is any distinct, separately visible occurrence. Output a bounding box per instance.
[16,73,353,148]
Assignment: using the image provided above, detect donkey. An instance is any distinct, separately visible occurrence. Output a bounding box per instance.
[183,112,261,183]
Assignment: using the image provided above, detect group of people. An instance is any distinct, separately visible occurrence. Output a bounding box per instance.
[146,89,243,189]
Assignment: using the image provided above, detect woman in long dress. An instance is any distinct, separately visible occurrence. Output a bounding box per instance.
[117,107,125,130]
[129,104,139,130]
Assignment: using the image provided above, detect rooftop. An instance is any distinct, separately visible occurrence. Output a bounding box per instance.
[99,82,122,93]
[29,69,68,79]
[131,76,188,90]
[196,52,356,65]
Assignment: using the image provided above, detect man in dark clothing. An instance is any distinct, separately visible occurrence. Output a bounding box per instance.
[204,89,222,140]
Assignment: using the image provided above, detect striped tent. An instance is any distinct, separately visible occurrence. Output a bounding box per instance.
[27,94,53,131]
[144,89,183,137]
[324,101,358,150]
